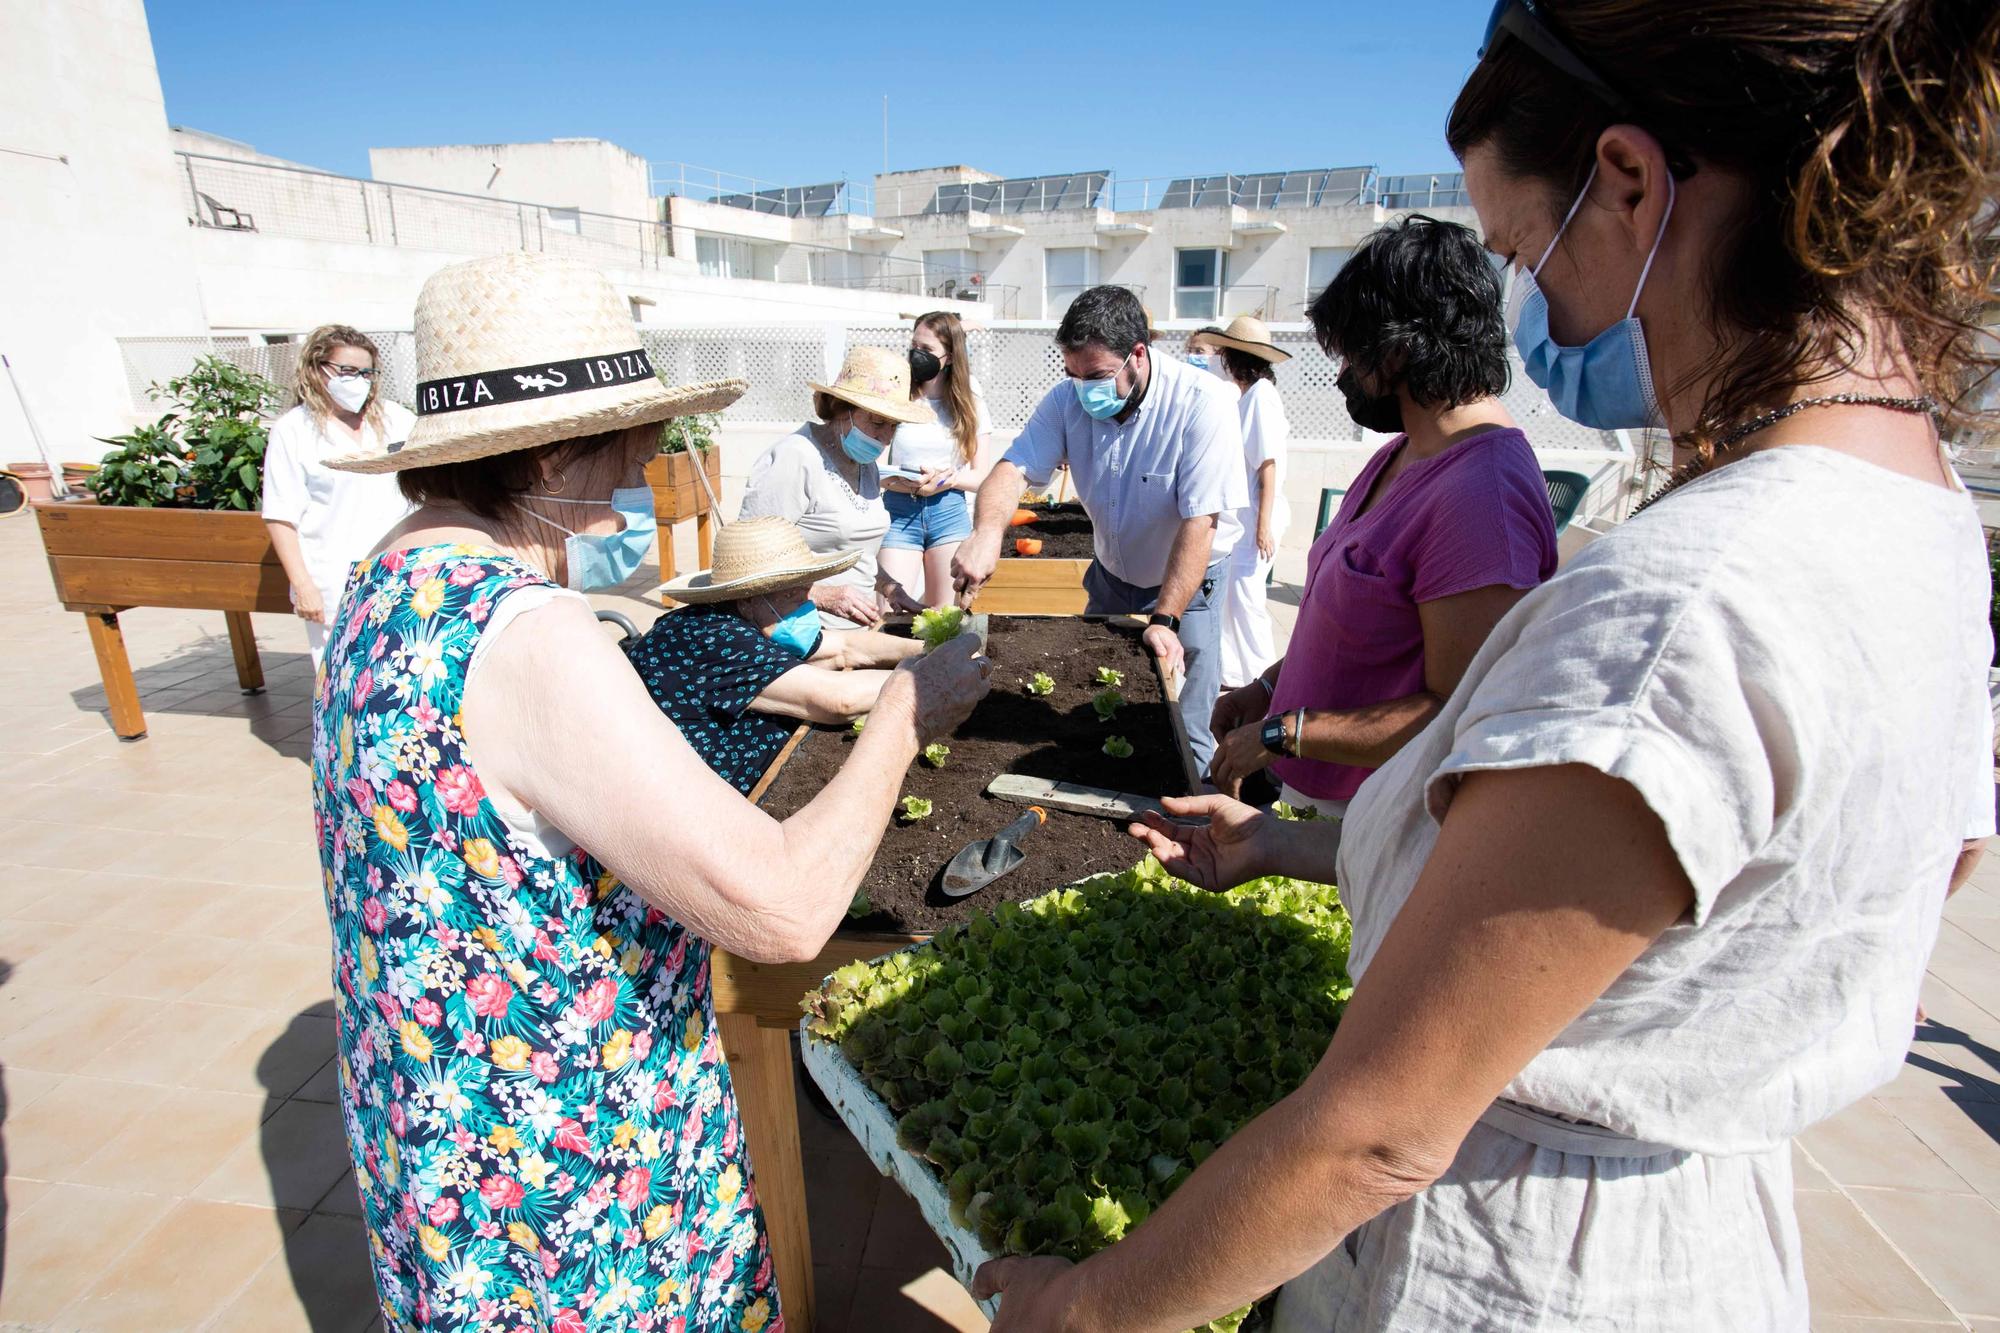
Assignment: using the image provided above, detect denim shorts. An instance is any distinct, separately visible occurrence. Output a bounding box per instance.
[881,488,972,551]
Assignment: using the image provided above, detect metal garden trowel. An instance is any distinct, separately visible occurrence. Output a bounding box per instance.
[941,806,1047,898]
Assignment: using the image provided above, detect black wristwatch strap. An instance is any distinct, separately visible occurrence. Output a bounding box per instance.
[1147,612,1181,633]
[1260,714,1288,756]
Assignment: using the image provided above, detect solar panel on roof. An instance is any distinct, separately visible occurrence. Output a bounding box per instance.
[1237,173,1287,208]
[1271,171,1327,208]
[1319,167,1376,207]
[714,182,845,217]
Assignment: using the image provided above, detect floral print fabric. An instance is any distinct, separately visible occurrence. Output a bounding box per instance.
[312,544,781,1332]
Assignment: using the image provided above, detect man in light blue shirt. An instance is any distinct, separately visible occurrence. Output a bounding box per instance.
[952,285,1247,770]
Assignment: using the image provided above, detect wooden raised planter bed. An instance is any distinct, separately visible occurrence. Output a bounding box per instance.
[34,502,288,740]
[970,503,1093,615]
[709,614,1193,1331]
[39,452,721,740]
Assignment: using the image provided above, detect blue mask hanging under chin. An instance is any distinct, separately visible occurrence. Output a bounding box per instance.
[521,487,658,591]
[761,596,823,657]
[1512,163,1674,432]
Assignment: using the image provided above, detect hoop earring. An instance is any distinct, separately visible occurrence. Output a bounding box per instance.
[546,470,567,496]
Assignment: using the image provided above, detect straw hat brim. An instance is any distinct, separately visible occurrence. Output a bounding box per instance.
[1204,333,1292,364]
[327,377,748,474]
[808,379,932,425]
[657,546,862,604]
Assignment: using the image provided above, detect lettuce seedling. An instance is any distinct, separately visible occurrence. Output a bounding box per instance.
[1094,666,1124,687]
[1092,689,1124,721]
[1026,671,1055,696]
[1102,735,1133,758]
[898,795,933,822]
[851,715,866,732]
[912,606,967,651]
[922,742,950,768]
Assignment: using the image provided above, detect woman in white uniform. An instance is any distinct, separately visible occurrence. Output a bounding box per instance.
[738,345,928,628]
[260,326,413,664]
[975,2,1999,1329]
[1203,315,1291,688]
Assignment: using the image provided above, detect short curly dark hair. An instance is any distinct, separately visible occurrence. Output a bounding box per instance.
[1307,214,1509,409]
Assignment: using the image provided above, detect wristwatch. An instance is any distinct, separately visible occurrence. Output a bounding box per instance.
[1259,708,1306,758]
[1147,612,1181,634]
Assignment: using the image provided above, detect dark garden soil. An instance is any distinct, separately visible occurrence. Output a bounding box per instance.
[758,617,1188,933]
[1012,503,1095,560]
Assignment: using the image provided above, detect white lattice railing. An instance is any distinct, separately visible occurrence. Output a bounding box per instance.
[116,326,1630,455]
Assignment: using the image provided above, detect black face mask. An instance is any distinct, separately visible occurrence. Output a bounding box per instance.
[1338,366,1403,435]
[908,347,943,388]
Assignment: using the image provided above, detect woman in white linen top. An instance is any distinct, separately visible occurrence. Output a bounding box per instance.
[971,3,2000,1331]
[739,345,929,629]
[260,325,413,664]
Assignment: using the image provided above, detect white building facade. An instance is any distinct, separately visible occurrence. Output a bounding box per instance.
[663,163,1478,327]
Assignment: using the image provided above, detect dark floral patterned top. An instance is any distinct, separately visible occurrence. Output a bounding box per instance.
[624,605,806,796]
[311,544,781,1333]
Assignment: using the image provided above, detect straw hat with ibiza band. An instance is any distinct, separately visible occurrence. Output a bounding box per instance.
[809,345,932,426]
[658,515,861,604]
[1202,315,1293,364]
[327,252,746,474]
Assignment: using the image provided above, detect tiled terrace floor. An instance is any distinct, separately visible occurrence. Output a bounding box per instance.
[0,509,1995,1330]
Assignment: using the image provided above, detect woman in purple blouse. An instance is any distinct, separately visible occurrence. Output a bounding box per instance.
[1209,216,1558,838]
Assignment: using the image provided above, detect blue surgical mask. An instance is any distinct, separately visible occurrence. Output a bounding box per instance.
[760,596,824,658]
[1073,351,1134,420]
[841,426,886,465]
[1185,353,1214,373]
[522,486,658,591]
[1512,163,1675,431]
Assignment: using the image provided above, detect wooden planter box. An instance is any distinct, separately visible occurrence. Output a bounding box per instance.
[971,556,1091,614]
[645,448,722,580]
[34,502,287,739]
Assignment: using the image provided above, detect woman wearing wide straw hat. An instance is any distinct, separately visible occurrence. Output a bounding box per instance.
[313,252,989,1332]
[738,344,931,629]
[1203,315,1293,689]
[629,516,926,794]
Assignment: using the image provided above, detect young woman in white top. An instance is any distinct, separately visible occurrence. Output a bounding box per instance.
[1203,316,1291,687]
[878,311,997,607]
[260,325,414,664]
[976,2,1999,1330]
[737,345,929,628]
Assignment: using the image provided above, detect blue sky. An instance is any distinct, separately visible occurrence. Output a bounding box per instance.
[147,0,1487,189]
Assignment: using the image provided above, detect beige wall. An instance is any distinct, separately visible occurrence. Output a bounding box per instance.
[191,231,990,335]
[369,139,652,221]
[694,191,1479,325]
[0,0,209,461]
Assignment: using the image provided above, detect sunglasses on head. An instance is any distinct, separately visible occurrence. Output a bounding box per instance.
[1478,0,1696,177]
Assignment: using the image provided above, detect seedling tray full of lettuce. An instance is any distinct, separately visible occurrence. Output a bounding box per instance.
[801,856,1353,1332]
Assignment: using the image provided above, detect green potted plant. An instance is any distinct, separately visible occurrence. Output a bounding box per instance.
[89,356,283,510]
[647,410,723,524]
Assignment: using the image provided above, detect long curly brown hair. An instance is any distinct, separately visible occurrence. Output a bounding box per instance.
[1448,0,2000,455]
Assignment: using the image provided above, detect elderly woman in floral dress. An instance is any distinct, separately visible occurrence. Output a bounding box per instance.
[313,253,987,1332]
